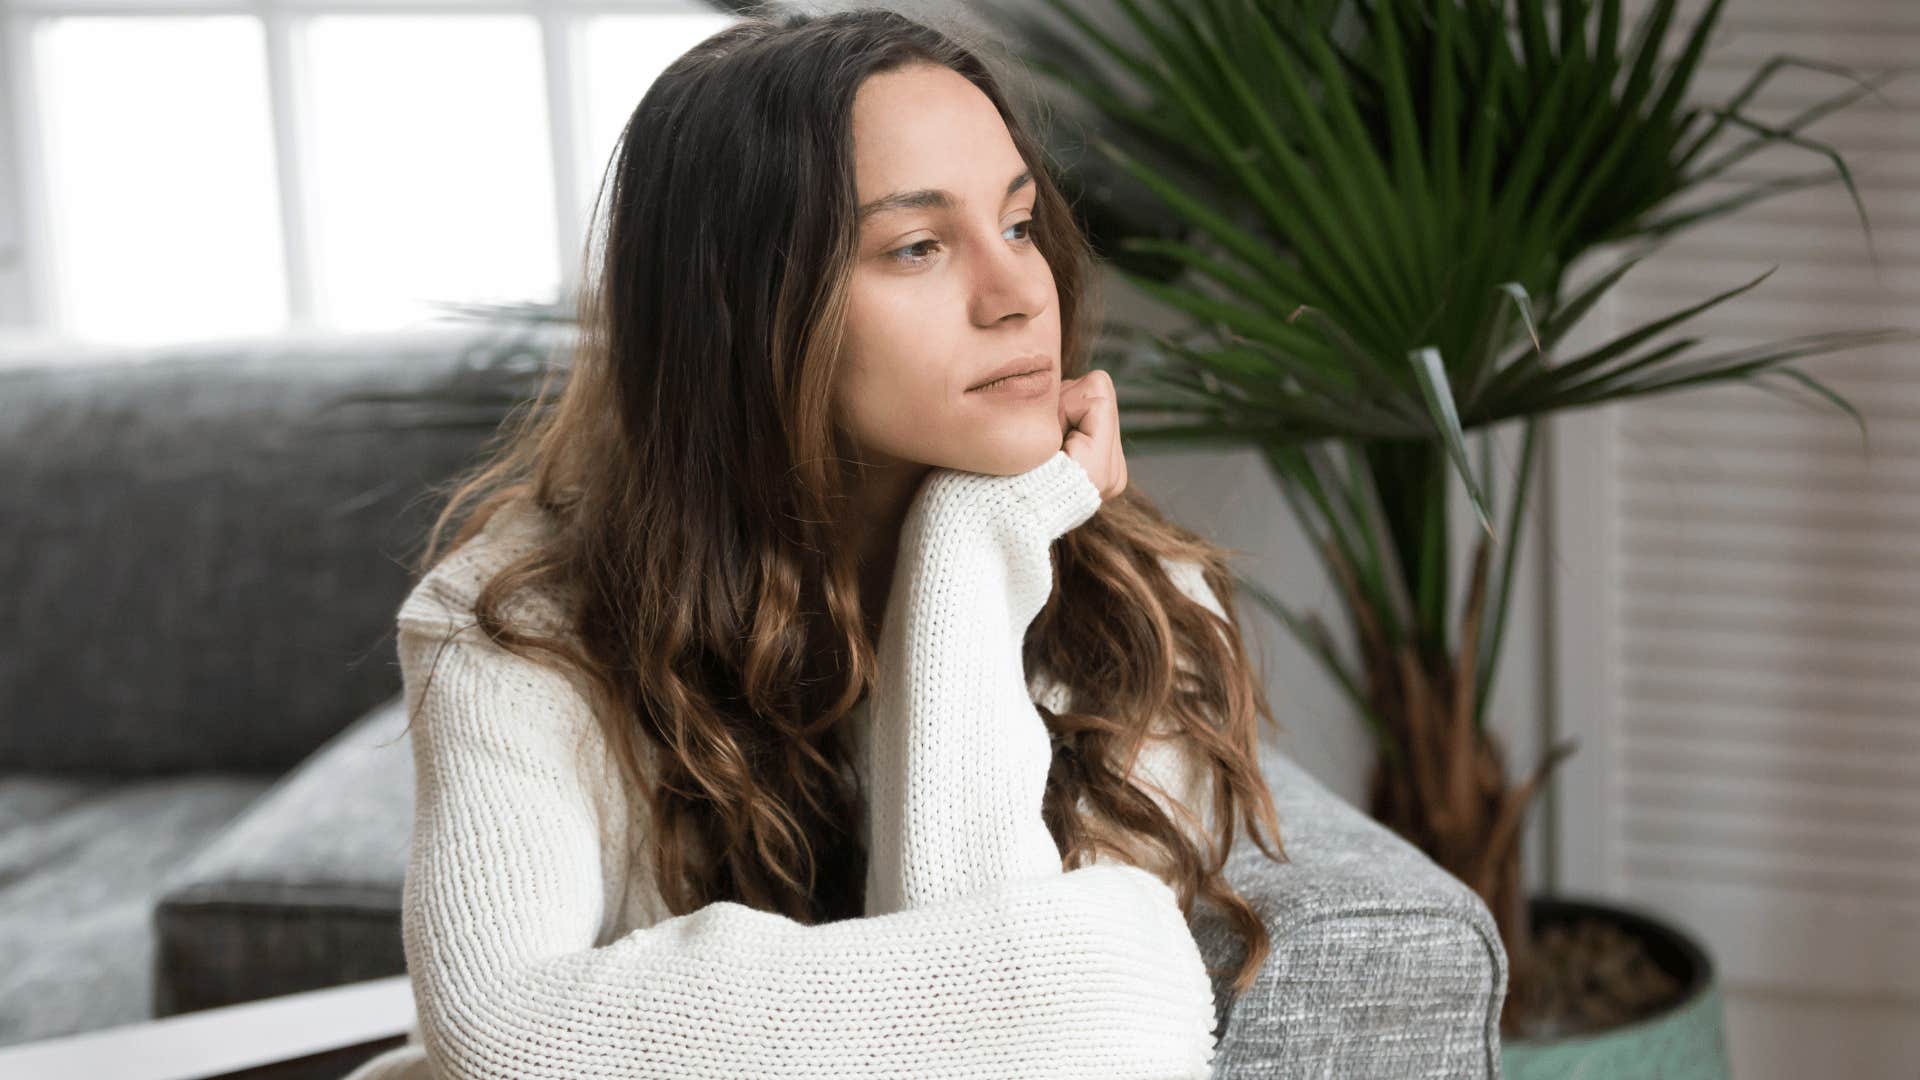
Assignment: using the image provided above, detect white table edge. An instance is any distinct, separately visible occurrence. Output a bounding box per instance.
[0,974,415,1080]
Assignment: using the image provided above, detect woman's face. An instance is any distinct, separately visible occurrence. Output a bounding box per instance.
[835,61,1065,478]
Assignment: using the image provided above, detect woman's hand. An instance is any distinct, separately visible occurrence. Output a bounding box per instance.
[1059,369,1128,501]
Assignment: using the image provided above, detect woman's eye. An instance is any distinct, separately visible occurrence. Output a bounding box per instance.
[885,218,1036,266]
[887,238,941,264]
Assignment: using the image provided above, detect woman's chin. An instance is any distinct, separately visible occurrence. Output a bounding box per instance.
[952,432,1067,477]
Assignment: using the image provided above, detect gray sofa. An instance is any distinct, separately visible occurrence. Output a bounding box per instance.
[0,327,1506,1078]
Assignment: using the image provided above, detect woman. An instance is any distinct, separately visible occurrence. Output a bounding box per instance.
[346,6,1287,1078]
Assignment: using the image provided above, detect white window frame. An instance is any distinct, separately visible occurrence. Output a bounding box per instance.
[0,0,723,342]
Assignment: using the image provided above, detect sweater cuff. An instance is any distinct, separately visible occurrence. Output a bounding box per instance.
[914,449,1106,545]
[1001,449,1105,539]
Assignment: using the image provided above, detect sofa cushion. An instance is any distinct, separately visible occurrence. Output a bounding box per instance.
[0,771,272,1046]
[152,693,414,1016]
[0,325,549,775]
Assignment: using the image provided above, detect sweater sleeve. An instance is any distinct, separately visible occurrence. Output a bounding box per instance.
[855,457,1230,903]
[393,470,1219,1080]
[860,449,1110,914]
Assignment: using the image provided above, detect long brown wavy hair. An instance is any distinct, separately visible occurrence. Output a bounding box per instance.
[400,4,1288,998]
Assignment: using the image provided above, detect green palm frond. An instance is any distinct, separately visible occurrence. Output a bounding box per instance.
[991,0,1920,721]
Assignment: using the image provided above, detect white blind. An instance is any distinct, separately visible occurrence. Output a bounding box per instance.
[1598,0,1920,999]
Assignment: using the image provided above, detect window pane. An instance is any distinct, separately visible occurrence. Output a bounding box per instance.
[577,13,738,229]
[35,16,286,345]
[303,15,557,330]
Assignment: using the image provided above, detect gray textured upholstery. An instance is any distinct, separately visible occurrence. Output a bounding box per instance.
[0,771,273,1044]
[2,330,1505,1076]
[0,325,528,1050]
[0,328,515,775]
[151,694,414,1017]
[1196,743,1506,1077]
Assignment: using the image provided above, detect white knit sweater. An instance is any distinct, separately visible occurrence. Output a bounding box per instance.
[342,449,1224,1079]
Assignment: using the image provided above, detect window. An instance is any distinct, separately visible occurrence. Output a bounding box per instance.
[0,0,737,347]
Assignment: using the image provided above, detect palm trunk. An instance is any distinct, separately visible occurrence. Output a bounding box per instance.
[1330,531,1578,1035]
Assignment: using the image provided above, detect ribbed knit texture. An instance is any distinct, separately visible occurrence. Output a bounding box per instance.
[342,450,1221,1079]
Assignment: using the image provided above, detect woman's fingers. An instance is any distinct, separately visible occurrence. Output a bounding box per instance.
[1060,370,1126,501]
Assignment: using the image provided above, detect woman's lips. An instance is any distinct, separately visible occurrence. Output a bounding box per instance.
[965,368,1054,398]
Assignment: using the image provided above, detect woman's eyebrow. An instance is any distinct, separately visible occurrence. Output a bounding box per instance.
[858,167,1032,223]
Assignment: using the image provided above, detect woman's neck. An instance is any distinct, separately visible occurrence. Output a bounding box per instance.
[847,455,931,641]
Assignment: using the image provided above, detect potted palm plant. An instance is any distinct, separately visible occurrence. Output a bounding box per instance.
[972,0,1918,1072]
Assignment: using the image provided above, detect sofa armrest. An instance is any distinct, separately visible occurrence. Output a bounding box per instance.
[151,695,413,1017]
[1190,742,1508,1079]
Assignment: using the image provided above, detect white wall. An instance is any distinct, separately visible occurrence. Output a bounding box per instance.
[1557,2,1920,1075]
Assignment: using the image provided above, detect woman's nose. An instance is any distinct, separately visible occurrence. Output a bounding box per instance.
[970,231,1048,323]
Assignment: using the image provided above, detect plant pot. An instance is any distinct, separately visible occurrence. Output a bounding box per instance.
[1500,894,1731,1080]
